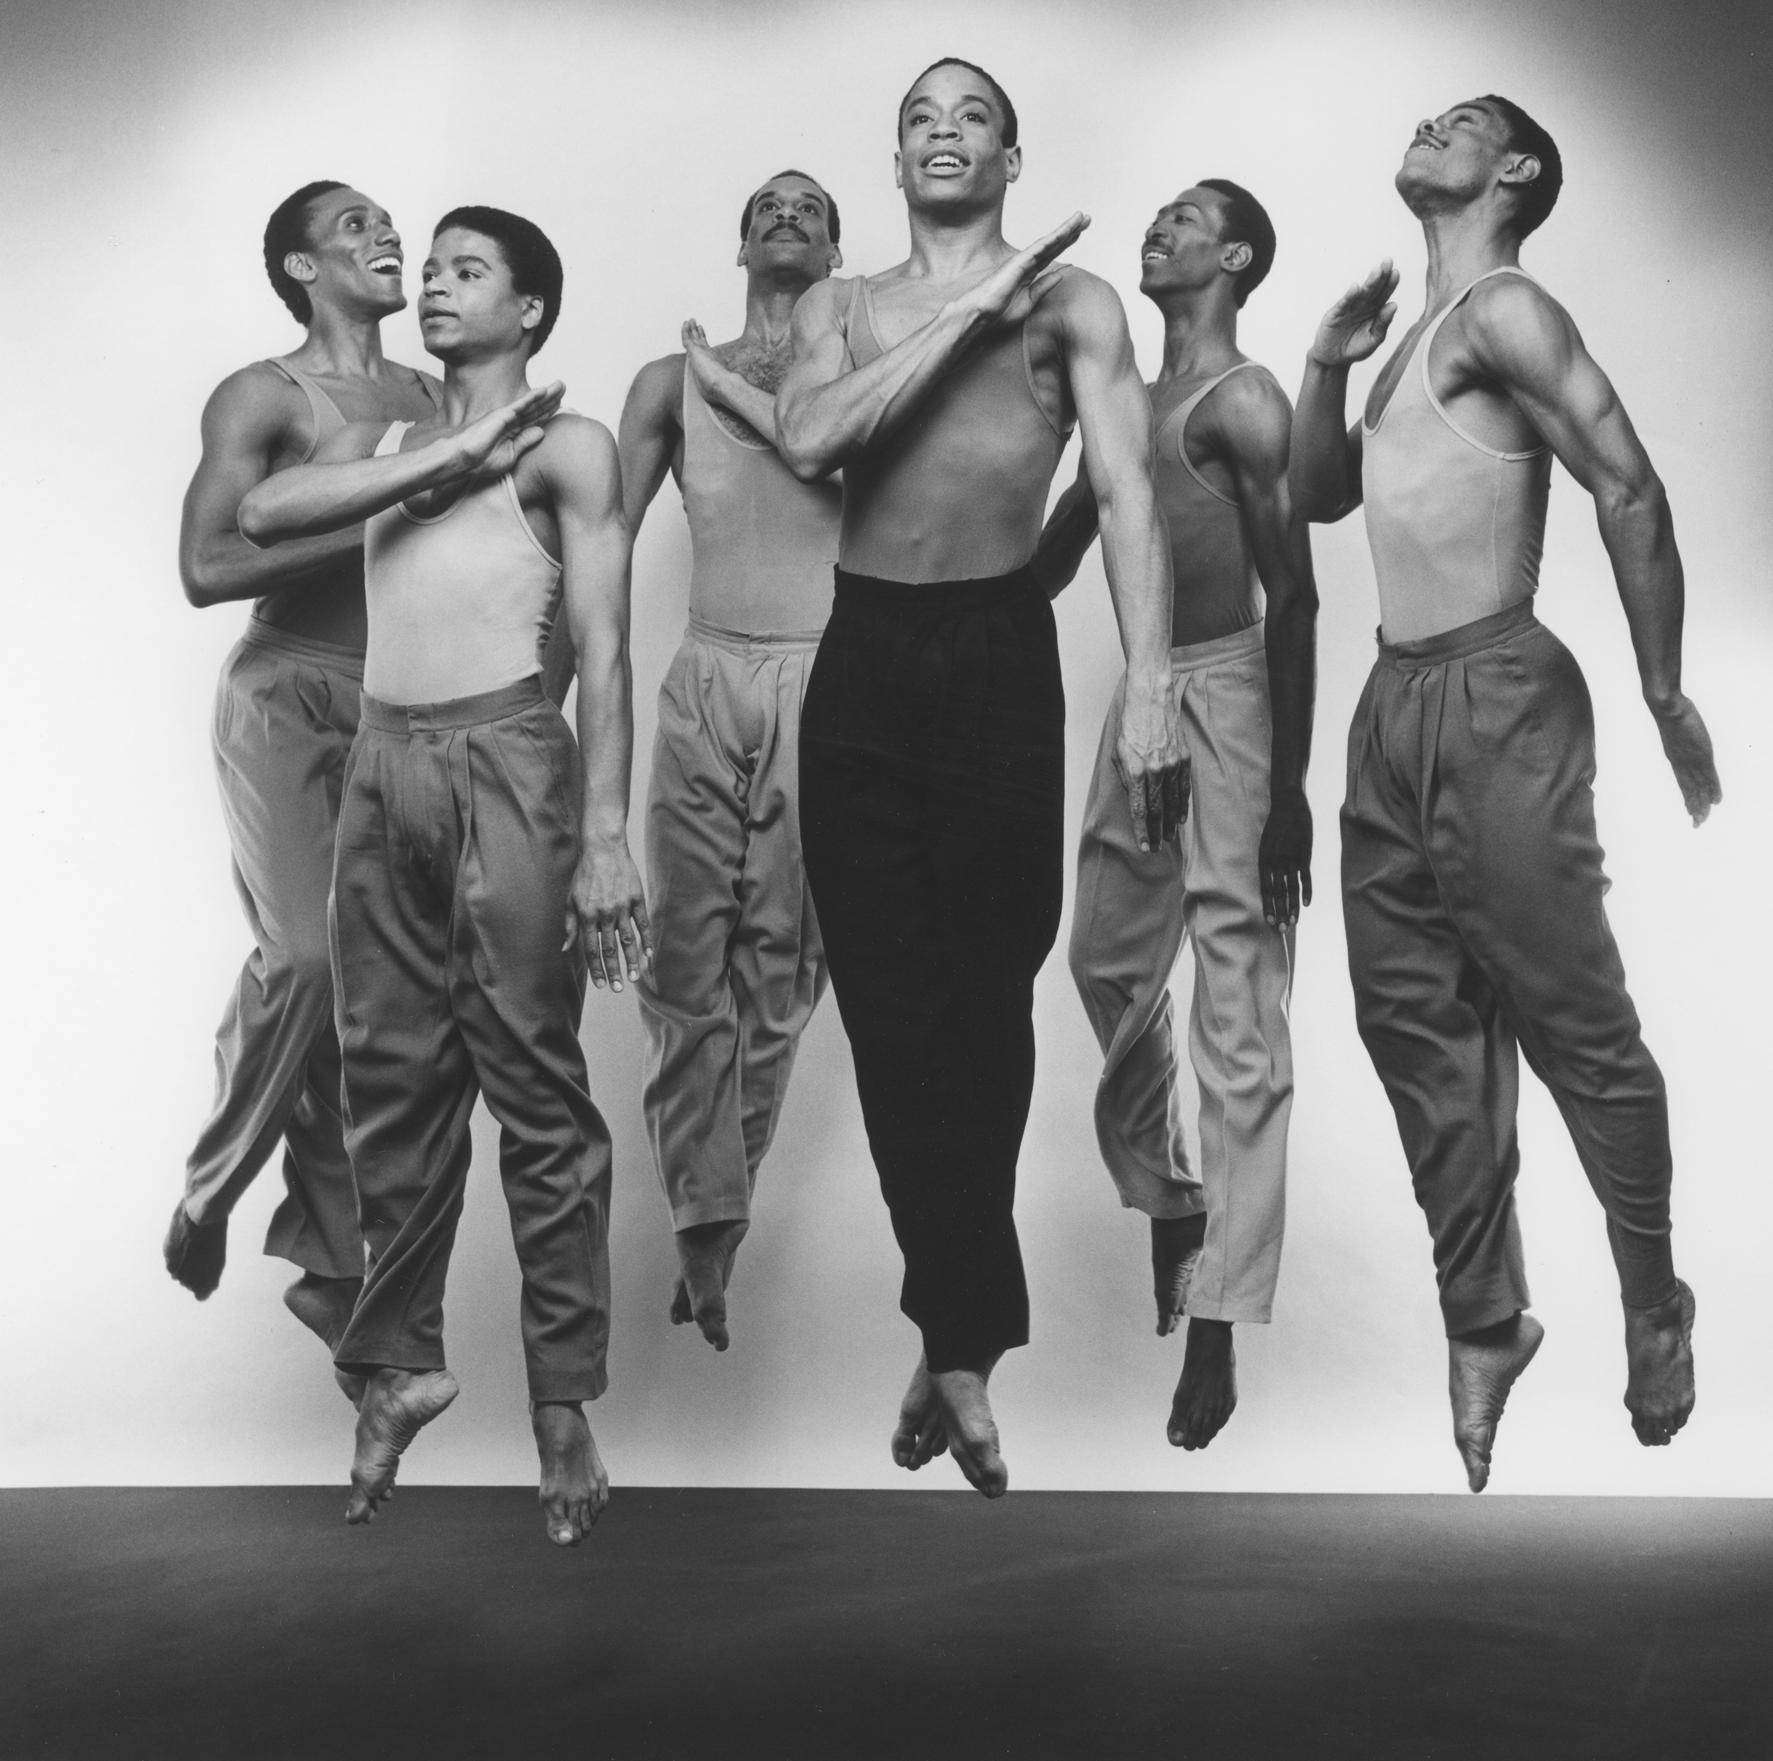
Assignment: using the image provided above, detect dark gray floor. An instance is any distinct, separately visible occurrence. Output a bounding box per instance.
[2,1488,1767,1760]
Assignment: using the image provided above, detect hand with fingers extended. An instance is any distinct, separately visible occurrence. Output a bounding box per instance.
[1310,260,1401,370]
[681,320,727,398]
[1258,788,1314,927]
[1651,693,1722,826]
[452,379,566,481]
[1115,672,1188,852]
[564,838,654,992]
[951,212,1092,335]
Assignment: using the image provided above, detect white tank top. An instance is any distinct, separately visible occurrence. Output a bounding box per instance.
[362,420,561,704]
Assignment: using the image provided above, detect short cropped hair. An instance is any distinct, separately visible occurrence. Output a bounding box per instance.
[433,205,565,354]
[1481,95,1563,238]
[263,180,348,325]
[898,57,1018,149]
[739,171,842,246]
[1196,178,1277,308]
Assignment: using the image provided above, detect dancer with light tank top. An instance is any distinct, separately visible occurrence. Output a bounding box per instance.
[240,206,645,1547]
[619,171,844,1351]
[167,182,438,1363]
[1290,97,1720,1491]
[1035,179,1318,1453]
[777,60,1187,1496]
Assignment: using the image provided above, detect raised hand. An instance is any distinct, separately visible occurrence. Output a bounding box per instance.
[564,839,654,991]
[1651,693,1722,825]
[1310,260,1401,369]
[681,320,723,394]
[954,212,1092,333]
[454,379,566,479]
[1258,789,1314,926]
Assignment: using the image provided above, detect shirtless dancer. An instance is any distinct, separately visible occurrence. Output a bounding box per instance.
[1035,180,1317,1451]
[778,61,1186,1496]
[1290,98,1719,1490]
[167,183,438,1361]
[240,206,645,1545]
[618,172,843,1351]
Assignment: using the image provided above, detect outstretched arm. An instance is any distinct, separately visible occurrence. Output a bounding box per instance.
[1030,453,1099,599]
[1290,259,1400,523]
[1467,278,1720,824]
[238,382,565,542]
[544,418,651,988]
[178,367,364,606]
[775,214,1090,482]
[1060,273,1187,850]
[1215,372,1319,924]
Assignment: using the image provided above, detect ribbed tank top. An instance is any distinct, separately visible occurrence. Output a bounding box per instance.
[682,368,839,634]
[362,420,561,704]
[1361,268,1552,643]
[1153,363,1264,648]
[836,272,1074,583]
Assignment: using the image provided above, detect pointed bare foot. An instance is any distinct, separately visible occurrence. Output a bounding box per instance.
[1151,1212,1206,1336]
[930,1357,1008,1498]
[163,1202,227,1299]
[1624,1281,1696,1447]
[669,1220,749,1351]
[1448,1312,1544,1493]
[532,1401,610,1547]
[890,1353,950,1472]
[345,1368,459,1525]
[1168,1318,1238,1450]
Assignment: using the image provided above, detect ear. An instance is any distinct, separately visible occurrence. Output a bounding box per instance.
[519,294,544,335]
[828,244,844,272]
[1222,240,1253,276]
[893,148,904,191]
[1005,144,1023,184]
[1500,151,1541,190]
[736,240,750,269]
[283,250,318,287]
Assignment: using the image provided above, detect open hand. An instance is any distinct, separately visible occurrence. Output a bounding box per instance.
[1115,671,1187,851]
[956,212,1091,333]
[1310,261,1400,369]
[1258,790,1314,926]
[1651,693,1722,825]
[454,380,565,479]
[564,840,654,991]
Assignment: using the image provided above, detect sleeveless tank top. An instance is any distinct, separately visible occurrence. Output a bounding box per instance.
[1153,362,1264,648]
[264,358,348,461]
[836,271,1074,583]
[1361,267,1552,643]
[362,420,561,704]
[681,368,839,634]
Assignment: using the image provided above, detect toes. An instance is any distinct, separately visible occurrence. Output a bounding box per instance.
[668,1280,691,1326]
[890,1421,920,1469]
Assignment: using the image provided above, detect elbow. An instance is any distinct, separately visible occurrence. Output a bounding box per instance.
[181,553,229,609]
[779,434,832,484]
[1597,470,1667,527]
[236,497,275,549]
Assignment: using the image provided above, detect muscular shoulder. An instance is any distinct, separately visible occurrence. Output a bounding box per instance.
[1458,273,1580,381]
[792,275,850,329]
[628,351,686,403]
[535,412,621,505]
[1200,363,1294,475]
[1039,265,1129,334]
[200,359,307,437]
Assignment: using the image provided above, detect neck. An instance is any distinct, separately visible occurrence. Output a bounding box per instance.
[1416,199,1522,304]
[1152,286,1241,382]
[294,305,390,377]
[904,198,1011,280]
[439,351,532,424]
[740,274,814,348]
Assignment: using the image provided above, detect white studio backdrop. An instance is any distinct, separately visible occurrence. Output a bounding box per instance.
[4,0,1770,1497]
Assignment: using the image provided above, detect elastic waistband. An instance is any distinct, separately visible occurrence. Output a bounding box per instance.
[361,675,546,732]
[687,614,824,653]
[1170,620,1265,673]
[1376,598,1538,669]
[242,615,366,679]
[832,562,1040,612]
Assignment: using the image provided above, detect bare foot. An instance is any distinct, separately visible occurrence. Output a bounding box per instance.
[163,1201,227,1299]
[532,1401,610,1547]
[345,1368,459,1525]
[1168,1318,1237,1450]
[890,1353,950,1472]
[1624,1281,1696,1447]
[931,1357,1008,1498]
[1151,1213,1206,1337]
[669,1220,749,1351]
[1447,1312,1545,1493]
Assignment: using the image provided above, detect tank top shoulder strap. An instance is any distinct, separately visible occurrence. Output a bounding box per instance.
[264,357,347,462]
[1419,267,1549,460]
[375,420,410,458]
[1158,361,1261,505]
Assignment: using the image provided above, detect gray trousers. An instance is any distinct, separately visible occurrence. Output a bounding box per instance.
[1341,600,1677,1336]
[330,678,611,1403]
[637,620,827,1230]
[1069,625,1294,1323]
[184,619,365,1279]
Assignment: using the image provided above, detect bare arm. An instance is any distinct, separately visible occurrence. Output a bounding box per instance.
[1290,260,1400,523]
[616,354,685,537]
[544,418,651,987]
[1029,454,1099,599]
[775,215,1090,482]
[1060,273,1187,849]
[1466,278,1720,823]
[680,323,781,439]
[1214,372,1320,924]
[238,382,564,543]
[178,367,363,606]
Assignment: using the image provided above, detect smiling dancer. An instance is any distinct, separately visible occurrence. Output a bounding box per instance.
[777,59,1186,1496]
[618,172,844,1352]
[240,206,643,1547]
[1291,98,1718,1490]
[167,183,438,1364]
[1036,179,1317,1453]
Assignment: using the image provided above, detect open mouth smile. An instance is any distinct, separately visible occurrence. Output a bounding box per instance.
[368,254,403,275]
